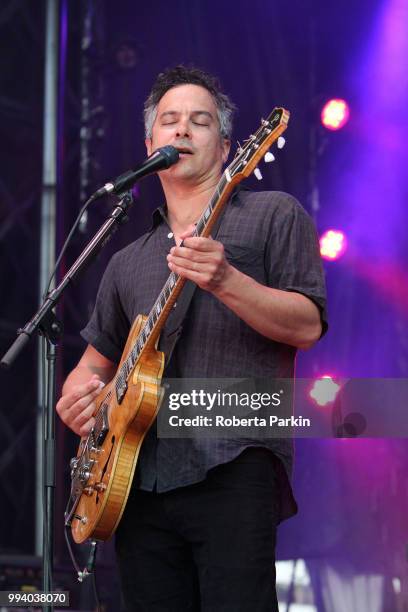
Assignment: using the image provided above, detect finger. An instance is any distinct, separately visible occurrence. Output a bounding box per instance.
[168,254,219,276]
[57,378,102,414]
[168,260,209,285]
[181,236,221,251]
[168,255,200,272]
[58,383,104,425]
[168,246,213,263]
[179,224,197,240]
[68,385,104,422]
[71,401,98,431]
[79,417,96,437]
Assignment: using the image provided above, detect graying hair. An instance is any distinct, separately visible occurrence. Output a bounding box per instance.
[143,65,235,140]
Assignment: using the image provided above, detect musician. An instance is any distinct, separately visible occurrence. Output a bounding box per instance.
[57,66,328,611]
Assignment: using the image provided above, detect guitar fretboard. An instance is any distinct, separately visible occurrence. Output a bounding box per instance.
[114,173,229,401]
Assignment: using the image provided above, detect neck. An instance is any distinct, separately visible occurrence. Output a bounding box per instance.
[161,175,221,230]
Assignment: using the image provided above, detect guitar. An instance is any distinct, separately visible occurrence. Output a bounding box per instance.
[65,107,290,543]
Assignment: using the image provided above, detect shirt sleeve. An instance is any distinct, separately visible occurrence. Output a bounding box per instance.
[265,192,328,337]
[81,252,131,363]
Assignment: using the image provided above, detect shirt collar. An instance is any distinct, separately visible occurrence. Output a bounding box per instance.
[149,204,168,231]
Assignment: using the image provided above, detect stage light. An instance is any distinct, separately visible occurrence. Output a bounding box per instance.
[309,375,341,407]
[320,229,347,261]
[321,99,350,130]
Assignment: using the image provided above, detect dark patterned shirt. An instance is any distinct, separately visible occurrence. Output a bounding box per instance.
[81,189,328,519]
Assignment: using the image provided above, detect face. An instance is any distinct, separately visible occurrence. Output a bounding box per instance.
[145,84,230,185]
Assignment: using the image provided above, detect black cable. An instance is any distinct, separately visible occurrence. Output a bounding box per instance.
[64,527,102,609]
[91,565,102,612]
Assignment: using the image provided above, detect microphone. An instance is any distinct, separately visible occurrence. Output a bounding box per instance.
[90,145,180,201]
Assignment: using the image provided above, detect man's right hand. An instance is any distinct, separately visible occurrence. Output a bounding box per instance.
[56,374,105,436]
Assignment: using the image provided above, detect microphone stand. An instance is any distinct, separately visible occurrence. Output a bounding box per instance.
[1,191,134,607]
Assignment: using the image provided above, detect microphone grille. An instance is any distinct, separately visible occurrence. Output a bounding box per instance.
[160,145,180,167]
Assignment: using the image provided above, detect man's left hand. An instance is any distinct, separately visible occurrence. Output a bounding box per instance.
[167,229,231,292]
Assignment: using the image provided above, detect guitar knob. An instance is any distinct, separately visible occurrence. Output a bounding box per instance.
[277,136,286,149]
[264,152,275,163]
[254,167,263,181]
[74,514,88,524]
[79,468,91,483]
[95,482,107,493]
[70,457,78,469]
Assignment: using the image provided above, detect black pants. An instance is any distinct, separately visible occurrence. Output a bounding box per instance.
[115,448,282,611]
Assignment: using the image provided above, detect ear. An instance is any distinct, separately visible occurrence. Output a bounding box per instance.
[145,138,153,156]
[221,138,231,164]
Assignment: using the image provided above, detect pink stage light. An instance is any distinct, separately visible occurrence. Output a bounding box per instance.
[321,98,350,130]
[309,375,341,407]
[320,229,347,261]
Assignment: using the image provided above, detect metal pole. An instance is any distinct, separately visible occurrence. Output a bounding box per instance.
[36,0,59,560]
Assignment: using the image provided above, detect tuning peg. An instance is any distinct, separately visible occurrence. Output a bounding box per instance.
[254,167,263,181]
[277,136,286,149]
[264,152,275,163]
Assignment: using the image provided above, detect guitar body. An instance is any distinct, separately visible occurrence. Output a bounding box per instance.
[70,314,165,543]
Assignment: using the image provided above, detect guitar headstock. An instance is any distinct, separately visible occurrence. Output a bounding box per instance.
[226,107,290,182]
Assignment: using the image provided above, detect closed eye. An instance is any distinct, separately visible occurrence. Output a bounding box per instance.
[161,120,208,127]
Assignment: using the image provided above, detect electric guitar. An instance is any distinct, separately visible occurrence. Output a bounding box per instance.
[65,107,290,543]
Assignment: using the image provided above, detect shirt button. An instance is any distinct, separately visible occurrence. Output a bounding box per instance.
[167,232,173,239]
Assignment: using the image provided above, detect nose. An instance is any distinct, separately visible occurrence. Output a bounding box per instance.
[175,116,191,139]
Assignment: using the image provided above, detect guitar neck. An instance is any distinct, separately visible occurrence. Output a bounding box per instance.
[117,170,238,383]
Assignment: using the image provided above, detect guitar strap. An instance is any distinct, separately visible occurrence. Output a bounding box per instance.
[159,188,240,369]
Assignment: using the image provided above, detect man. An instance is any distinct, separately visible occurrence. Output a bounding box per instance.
[57,65,327,611]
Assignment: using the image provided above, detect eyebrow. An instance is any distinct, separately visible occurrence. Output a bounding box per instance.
[159,110,214,121]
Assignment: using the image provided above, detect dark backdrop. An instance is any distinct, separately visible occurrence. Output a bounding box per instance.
[1,0,407,598]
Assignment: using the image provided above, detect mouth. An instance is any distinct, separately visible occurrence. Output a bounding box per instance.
[175,147,194,156]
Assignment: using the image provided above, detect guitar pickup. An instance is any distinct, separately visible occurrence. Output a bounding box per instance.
[116,383,127,404]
